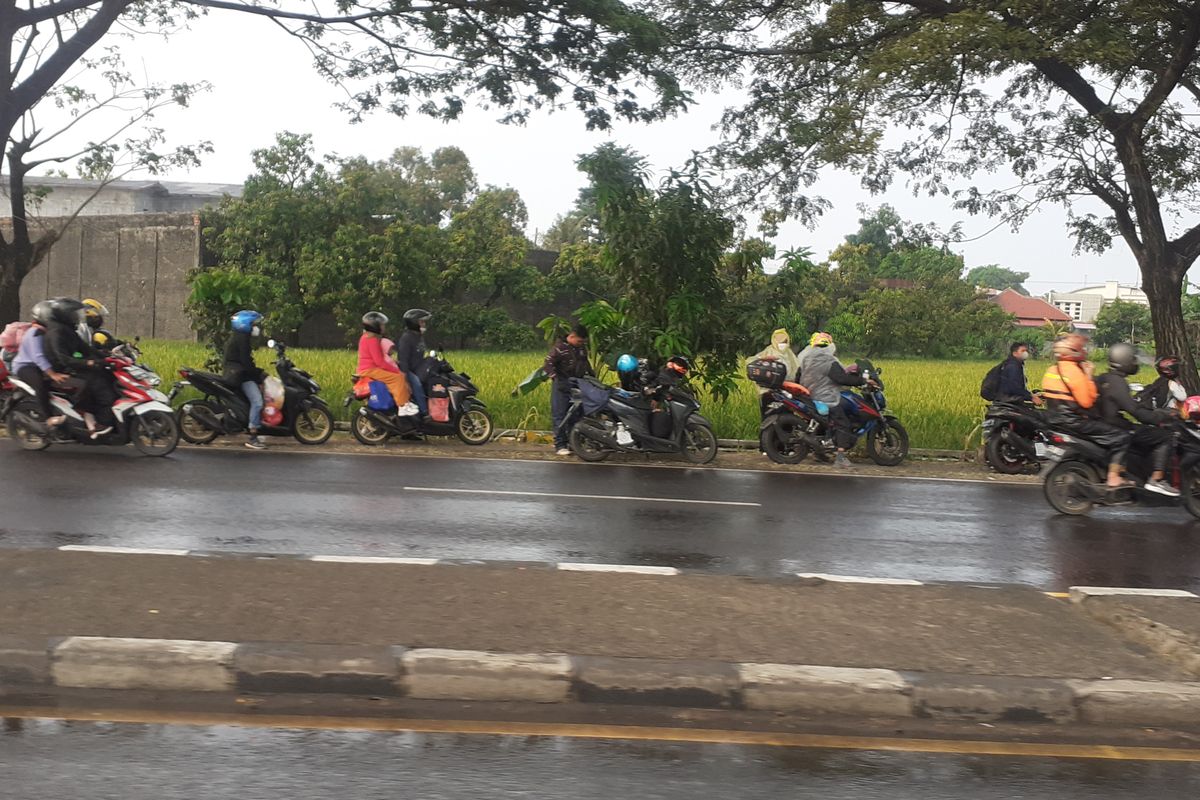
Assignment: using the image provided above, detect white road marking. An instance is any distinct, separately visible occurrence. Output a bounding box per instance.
[58,545,191,556]
[308,555,441,565]
[1068,586,1197,599]
[557,563,680,575]
[797,573,925,586]
[403,487,761,507]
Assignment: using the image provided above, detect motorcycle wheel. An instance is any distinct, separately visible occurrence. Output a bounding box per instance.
[455,408,493,446]
[569,419,611,462]
[293,406,334,445]
[866,419,909,466]
[1043,460,1099,516]
[985,431,1029,475]
[131,410,180,457]
[1182,469,1200,520]
[680,421,718,465]
[761,419,808,465]
[7,401,50,451]
[177,401,220,445]
[351,411,391,446]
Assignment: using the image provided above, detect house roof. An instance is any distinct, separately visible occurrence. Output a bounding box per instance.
[990,288,1072,322]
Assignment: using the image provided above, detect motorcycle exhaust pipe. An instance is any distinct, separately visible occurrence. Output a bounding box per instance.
[1000,428,1039,460]
[575,422,620,449]
[184,403,225,433]
[11,410,48,434]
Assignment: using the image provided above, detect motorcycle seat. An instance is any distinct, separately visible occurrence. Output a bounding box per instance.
[189,370,243,391]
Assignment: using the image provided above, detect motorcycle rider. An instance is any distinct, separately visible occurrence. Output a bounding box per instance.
[796,331,872,469]
[1095,343,1179,496]
[545,324,594,456]
[748,328,801,413]
[1139,356,1188,411]
[357,311,415,416]
[395,309,432,420]
[11,301,70,428]
[81,299,122,354]
[1040,334,1135,493]
[998,342,1042,405]
[44,297,116,438]
[224,310,269,450]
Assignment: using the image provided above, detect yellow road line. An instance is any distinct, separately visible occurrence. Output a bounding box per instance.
[1044,592,1070,598]
[3,706,1199,762]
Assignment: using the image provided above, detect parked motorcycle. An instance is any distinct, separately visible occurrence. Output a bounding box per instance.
[982,399,1051,474]
[171,339,334,445]
[346,351,493,446]
[754,359,908,466]
[6,355,179,456]
[563,375,718,464]
[1042,420,1200,517]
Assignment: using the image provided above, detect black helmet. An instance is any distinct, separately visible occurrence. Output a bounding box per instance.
[666,355,693,375]
[49,297,85,326]
[1156,355,1182,379]
[31,300,55,327]
[362,311,388,334]
[403,308,432,331]
[1108,342,1139,376]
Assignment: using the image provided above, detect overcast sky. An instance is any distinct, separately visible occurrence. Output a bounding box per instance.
[66,12,1148,292]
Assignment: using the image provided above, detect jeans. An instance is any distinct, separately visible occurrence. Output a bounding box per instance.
[406,372,428,416]
[242,380,264,431]
[551,381,572,448]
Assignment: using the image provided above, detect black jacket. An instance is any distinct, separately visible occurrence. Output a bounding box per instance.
[395,330,425,375]
[223,332,265,385]
[1095,372,1158,428]
[544,341,593,384]
[998,356,1033,402]
[45,322,96,372]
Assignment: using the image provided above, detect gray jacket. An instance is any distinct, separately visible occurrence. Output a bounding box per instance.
[797,345,843,404]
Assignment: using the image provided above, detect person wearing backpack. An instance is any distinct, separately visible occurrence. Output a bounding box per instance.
[981,342,1041,405]
[11,301,70,428]
[1138,356,1187,411]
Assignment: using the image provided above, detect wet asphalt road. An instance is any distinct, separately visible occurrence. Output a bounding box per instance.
[3,446,1200,591]
[3,719,1199,800]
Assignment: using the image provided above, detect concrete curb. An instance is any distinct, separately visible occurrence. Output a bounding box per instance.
[5,635,1200,730]
[1070,587,1200,680]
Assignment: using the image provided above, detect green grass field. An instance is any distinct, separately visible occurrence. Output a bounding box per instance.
[138,340,1158,451]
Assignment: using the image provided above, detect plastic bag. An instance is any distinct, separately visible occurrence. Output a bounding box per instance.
[263,376,285,409]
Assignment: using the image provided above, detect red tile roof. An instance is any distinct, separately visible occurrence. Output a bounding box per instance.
[989,288,1072,326]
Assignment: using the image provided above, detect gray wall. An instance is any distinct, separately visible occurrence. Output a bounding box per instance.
[8,213,199,341]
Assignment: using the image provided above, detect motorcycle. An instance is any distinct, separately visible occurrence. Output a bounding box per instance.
[562,374,718,464]
[0,355,15,424]
[170,339,334,445]
[1042,419,1200,518]
[346,350,493,446]
[982,398,1051,474]
[755,359,908,466]
[5,355,180,456]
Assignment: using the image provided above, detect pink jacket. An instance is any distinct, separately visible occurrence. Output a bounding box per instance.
[357,334,400,374]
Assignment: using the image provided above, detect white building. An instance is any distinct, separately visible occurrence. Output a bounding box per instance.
[1,175,242,217]
[1045,281,1149,325]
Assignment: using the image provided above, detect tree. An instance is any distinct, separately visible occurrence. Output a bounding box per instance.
[1,0,689,325]
[668,0,1200,383]
[1094,299,1154,347]
[966,266,1032,295]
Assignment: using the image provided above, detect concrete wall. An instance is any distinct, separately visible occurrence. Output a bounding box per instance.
[7,213,200,341]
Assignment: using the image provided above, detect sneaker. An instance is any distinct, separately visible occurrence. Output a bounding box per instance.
[1144,479,1181,497]
[556,447,572,456]
[90,426,113,440]
[833,452,852,469]
[245,436,267,450]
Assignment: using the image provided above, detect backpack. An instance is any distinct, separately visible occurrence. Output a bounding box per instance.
[980,361,1004,401]
[0,321,32,353]
[367,380,397,412]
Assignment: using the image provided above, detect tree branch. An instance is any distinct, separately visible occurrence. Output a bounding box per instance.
[1175,222,1200,263]
[18,0,104,26]
[1130,4,1200,129]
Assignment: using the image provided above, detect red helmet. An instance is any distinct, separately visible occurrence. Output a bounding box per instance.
[1181,396,1200,422]
[1156,356,1181,379]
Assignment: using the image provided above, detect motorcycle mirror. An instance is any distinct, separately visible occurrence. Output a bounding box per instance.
[428,350,439,359]
[1129,382,1145,393]
[267,339,277,349]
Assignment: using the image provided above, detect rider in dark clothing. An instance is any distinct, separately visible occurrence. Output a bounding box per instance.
[396,309,432,418]
[998,342,1036,403]
[1095,343,1178,496]
[44,298,117,432]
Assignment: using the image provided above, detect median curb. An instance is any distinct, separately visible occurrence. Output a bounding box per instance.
[6,635,1200,731]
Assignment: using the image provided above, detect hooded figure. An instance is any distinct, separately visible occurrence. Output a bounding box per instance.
[748,329,801,397]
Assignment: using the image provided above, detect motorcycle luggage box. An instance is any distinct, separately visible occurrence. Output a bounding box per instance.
[746,358,787,389]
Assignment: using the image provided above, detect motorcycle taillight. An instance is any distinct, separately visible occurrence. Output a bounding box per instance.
[178,369,190,378]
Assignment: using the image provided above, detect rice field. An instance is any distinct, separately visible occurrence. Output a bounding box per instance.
[137,340,1158,451]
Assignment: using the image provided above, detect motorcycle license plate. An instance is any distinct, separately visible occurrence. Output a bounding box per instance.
[1043,445,1065,462]
[1034,442,1048,458]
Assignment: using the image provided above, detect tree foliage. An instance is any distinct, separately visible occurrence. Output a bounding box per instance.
[1094,299,1154,347]
[966,265,1032,295]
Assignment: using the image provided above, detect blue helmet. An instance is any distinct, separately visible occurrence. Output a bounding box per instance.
[616,354,638,373]
[231,310,262,334]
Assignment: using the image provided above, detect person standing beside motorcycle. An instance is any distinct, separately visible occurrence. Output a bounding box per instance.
[357,311,414,414]
[12,301,70,428]
[748,329,801,413]
[1139,356,1188,411]
[224,310,269,450]
[545,324,593,456]
[1094,343,1179,496]
[44,297,117,438]
[395,309,433,419]
[796,331,871,469]
[998,342,1043,405]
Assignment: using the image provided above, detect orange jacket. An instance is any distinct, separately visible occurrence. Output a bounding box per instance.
[1041,360,1097,409]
